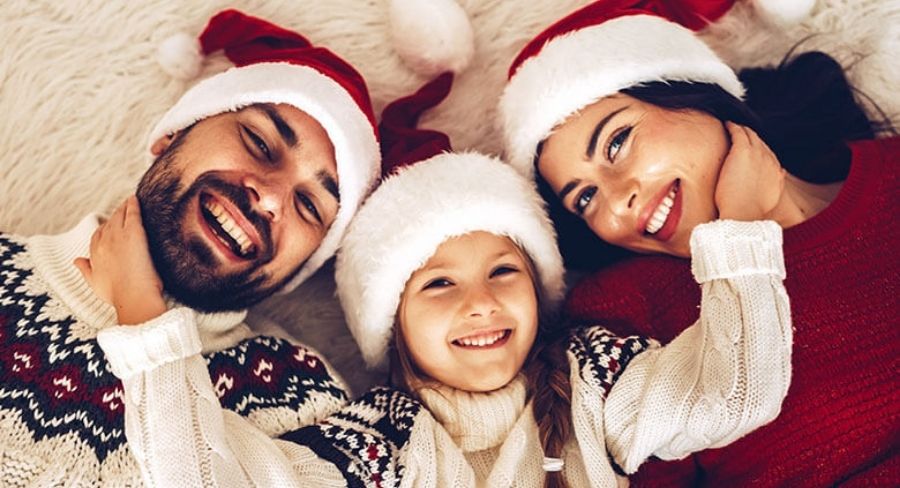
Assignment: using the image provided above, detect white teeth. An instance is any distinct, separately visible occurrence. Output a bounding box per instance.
[204,200,253,254]
[456,330,507,347]
[645,186,678,235]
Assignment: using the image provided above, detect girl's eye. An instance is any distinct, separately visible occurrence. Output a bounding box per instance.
[490,265,519,278]
[243,126,271,160]
[606,126,632,161]
[574,186,598,216]
[423,278,453,290]
[295,192,322,224]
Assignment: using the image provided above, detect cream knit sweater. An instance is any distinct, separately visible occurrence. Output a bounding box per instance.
[98,220,793,487]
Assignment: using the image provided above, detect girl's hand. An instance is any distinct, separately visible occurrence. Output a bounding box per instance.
[715,122,786,221]
[74,196,167,325]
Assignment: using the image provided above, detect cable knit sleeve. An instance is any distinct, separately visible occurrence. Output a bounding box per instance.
[96,309,350,487]
[602,220,793,474]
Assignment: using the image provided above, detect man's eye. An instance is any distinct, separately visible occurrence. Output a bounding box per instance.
[606,126,632,161]
[243,126,271,160]
[490,265,518,278]
[295,192,322,224]
[574,186,597,216]
[423,278,453,290]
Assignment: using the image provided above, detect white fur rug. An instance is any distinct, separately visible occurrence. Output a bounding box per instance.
[2,0,897,394]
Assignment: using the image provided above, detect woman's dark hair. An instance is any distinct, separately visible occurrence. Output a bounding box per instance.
[540,50,883,270]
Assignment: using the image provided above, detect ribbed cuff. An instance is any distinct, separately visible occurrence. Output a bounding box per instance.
[96,308,202,380]
[690,220,785,283]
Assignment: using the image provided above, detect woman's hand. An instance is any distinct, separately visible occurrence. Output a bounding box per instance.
[74,195,167,325]
[715,122,786,221]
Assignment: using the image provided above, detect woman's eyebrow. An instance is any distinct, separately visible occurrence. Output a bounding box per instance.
[559,179,581,202]
[585,106,627,160]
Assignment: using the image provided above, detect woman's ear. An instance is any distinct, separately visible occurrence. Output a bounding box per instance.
[150,133,176,156]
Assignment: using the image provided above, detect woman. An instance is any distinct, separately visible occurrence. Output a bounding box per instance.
[497,1,898,486]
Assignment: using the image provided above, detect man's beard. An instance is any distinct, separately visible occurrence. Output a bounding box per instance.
[136,137,298,312]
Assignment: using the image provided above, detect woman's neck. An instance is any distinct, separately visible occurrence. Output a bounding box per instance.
[767,173,843,228]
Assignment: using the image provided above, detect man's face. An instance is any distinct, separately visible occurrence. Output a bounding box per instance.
[137,103,339,311]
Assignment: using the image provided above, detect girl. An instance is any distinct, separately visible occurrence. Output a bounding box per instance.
[497,1,898,485]
[88,72,792,486]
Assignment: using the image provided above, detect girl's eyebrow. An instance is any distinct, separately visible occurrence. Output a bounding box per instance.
[585,106,628,160]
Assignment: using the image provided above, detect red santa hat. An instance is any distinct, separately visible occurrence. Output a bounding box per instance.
[335,73,565,368]
[498,0,813,179]
[149,9,381,290]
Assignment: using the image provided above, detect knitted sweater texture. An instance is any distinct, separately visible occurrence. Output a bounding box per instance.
[98,219,792,487]
[0,216,348,486]
[566,137,900,486]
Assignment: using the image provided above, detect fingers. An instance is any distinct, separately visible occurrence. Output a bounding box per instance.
[123,195,143,228]
[73,257,92,283]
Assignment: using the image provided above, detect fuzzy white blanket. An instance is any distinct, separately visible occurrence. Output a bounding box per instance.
[2,0,897,394]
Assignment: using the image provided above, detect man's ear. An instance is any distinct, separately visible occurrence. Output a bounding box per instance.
[150,133,176,156]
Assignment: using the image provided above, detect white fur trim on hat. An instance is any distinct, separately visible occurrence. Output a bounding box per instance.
[149,62,380,290]
[499,14,744,179]
[336,153,565,368]
[753,0,816,26]
[390,0,474,76]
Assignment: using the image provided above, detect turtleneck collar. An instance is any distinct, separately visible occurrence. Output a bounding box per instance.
[27,214,250,351]
[417,375,528,452]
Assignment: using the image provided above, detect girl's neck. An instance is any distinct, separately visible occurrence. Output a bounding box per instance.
[767,173,843,228]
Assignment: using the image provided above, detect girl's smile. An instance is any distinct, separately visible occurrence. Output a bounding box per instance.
[399,231,539,392]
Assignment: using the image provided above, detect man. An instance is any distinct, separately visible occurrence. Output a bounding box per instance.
[0,10,379,486]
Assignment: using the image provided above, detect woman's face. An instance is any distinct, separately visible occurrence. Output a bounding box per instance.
[538,94,729,257]
[399,232,539,392]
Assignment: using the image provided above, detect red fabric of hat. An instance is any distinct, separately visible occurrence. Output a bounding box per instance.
[199,9,376,131]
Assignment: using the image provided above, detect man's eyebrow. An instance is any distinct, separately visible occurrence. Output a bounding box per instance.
[559,179,581,202]
[259,105,298,148]
[317,170,340,202]
[585,105,628,160]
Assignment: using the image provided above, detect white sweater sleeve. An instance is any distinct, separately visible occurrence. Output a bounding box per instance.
[603,220,793,474]
[96,309,346,487]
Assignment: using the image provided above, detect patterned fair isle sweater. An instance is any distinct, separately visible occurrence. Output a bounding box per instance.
[0,215,349,486]
[97,220,793,487]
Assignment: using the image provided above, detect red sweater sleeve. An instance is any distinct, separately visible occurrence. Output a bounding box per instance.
[565,255,701,344]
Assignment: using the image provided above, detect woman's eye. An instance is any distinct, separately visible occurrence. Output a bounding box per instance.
[423,278,453,290]
[490,265,519,278]
[296,192,322,223]
[606,126,632,161]
[574,186,597,216]
[243,126,271,160]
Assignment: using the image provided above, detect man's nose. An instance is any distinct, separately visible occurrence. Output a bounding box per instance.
[244,174,289,222]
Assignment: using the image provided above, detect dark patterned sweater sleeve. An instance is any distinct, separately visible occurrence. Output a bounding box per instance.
[281,386,422,488]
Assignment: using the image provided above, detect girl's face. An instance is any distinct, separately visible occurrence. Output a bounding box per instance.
[399,231,539,392]
[538,94,729,257]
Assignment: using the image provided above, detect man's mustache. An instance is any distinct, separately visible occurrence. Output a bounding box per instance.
[190,173,275,264]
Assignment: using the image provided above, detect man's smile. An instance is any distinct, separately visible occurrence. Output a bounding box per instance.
[198,193,262,261]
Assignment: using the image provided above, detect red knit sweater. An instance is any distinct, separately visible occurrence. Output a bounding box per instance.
[565,137,900,487]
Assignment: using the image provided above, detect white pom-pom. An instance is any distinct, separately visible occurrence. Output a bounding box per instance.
[753,0,816,26]
[390,0,474,76]
[157,32,204,80]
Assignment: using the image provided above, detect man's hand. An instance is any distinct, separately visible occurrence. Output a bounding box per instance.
[715,122,786,221]
[74,195,167,325]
